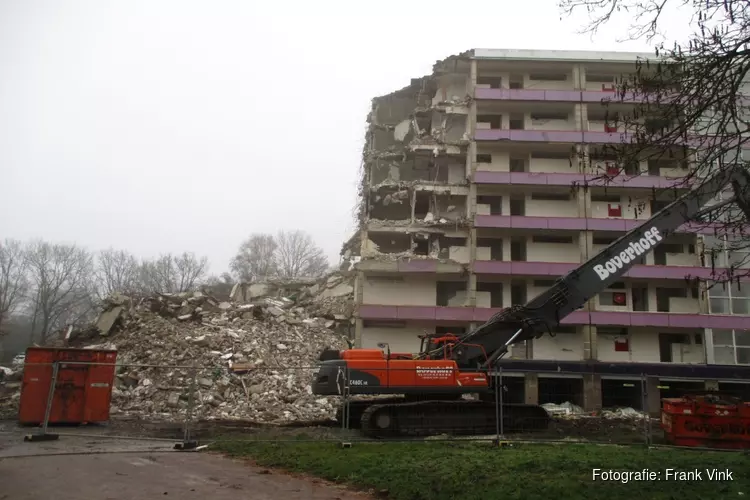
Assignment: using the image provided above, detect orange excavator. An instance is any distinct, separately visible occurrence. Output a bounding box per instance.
[313,164,750,438]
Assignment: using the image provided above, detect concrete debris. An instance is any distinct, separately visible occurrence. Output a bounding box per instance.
[0,273,358,424]
[600,407,649,419]
[541,401,585,416]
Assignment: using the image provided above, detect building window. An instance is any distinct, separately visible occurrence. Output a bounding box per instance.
[711,328,750,365]
[708,280,750,315]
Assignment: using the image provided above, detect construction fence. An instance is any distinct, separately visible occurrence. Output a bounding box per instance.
[2,356,719,448]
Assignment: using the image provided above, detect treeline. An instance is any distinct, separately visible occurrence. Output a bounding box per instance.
[0,229,333,350]
[0,239,215,344]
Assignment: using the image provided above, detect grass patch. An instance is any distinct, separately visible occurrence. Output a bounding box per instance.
[214,436,749,500]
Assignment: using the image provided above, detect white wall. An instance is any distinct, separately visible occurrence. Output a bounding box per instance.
[449,246,470,264]
[585,80,615,91]
[591,197,651,220]
[598,328,661,363]
[527,241,580,263]
[362,277,437,306]
[476,151,509,172]
[533,332,584,360]
[529,158,572,174]
[665,252,699,267]
[476,247,491,260]
[598,328,705,364]
[447,291,467,307]
[525,198,578,217]
[360,326,425,353]
[528,118,573,131]
[525,76,572,91]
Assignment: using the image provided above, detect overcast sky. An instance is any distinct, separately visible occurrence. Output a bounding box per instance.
[0,0,695,277]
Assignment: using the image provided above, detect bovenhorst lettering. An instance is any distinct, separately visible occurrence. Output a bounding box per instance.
[594,227,663,280]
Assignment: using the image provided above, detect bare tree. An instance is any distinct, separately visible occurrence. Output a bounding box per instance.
[140,252,209,294]
[559,0,750,282]
[25,241,95,343]
[276,230,330,279]
[0,239,29,335]
[230,233,278,281]
[94,248,141,299]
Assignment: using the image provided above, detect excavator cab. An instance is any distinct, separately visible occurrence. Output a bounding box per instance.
[418,332,461,359]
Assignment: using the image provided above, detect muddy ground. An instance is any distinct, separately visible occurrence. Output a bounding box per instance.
[0,422,372,500]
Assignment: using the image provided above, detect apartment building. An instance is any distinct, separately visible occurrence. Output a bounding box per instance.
[347,48,750,412]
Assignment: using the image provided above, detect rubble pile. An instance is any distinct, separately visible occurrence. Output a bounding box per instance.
[0,273,358,424]
[541,402,654,442]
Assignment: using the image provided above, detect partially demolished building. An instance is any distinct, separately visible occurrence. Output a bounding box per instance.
[348,48,750,412]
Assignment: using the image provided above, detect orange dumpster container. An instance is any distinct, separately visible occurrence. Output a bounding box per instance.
[18,347,118,425]
[661,392,750,449]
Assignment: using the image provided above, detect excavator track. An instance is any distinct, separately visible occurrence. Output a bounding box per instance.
[335,397,407,429]
[357,399,550,438]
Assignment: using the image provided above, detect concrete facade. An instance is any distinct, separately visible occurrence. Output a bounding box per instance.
[348,48,750,412]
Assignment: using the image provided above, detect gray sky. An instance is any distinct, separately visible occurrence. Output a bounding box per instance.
[0,0,694,277]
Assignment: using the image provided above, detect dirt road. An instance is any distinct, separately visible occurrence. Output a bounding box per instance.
[0,425,371,500]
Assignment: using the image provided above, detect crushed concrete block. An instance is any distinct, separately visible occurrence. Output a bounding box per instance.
[95,306,124,336]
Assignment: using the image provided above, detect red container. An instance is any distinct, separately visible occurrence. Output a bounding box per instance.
[18,347,118,425]
[661,393,750,449]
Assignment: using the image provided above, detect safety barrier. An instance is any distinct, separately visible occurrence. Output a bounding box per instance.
[1,358,705,449]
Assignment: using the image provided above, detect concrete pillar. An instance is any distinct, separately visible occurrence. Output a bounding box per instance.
[645,376,661,416]
[354,318,364,348]
[466,140,477,181]
[573,63,585,90]
[705,379,719,391]
[467,272,477,308]
[582,325,597,360]
[583,374,602,412]
[575,144,589,173]
[573,103,587,132]
[469,59,477,87]
[524,373,539,405]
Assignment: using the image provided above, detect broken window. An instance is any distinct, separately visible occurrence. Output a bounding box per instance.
[436,281,466,307]
[591,193,620,203]
[530,112,569,121]
[477,195,502,215]
[476,76,502,89]
[510,239,527,261]
[587,74,615,83]
[413,233,431,256]
[530,192,570,201]
[529,73,567,81]
[532,235,574,244]
[368,233,411,254]
[509,197,525,215]
[476,114,502,129]
[509,114,524,130]
[477,238,503,260]
[509,158,526,172]
[511,281,527,305]
[659,333,692,362]
[414,192,430,219]
[476,153,492,163]
[369,188,411,220]
[531,151,570,160]
[477,282,504,308]
[509,75,523,89]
